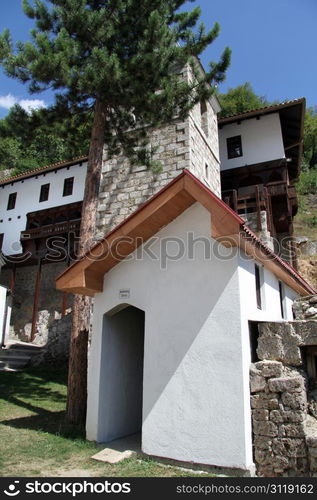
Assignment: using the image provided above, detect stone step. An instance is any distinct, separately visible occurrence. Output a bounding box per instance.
[4,342,43,352]
[1,348,42,358]
[0,342,43,371]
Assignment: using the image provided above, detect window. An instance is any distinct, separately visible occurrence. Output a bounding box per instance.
[7,192,17,211]
[279,281,285,319]
[63,177,74,197]
[255,264,262,310]
[39,183,50,202]
[200,101,208,136]
[205,163,209,179]
[304,347,317,381]
[227,135,243,159]
[0,233,3,251]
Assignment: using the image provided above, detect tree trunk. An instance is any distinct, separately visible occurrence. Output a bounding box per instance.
[66,99,107,425]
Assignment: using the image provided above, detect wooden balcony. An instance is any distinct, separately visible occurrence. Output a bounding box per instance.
[222,181,298,235]
[222,185,272,233]
[21,219,81,241]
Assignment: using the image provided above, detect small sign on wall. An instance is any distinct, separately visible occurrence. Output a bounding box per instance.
[119,289,130,299]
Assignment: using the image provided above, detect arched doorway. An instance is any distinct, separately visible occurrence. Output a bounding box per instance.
[98,305,145,443]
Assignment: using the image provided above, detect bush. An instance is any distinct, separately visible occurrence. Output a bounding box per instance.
[297,169,317,195]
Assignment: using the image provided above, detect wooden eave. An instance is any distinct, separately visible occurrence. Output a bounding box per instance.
[0,156,88,187]
[218,98,306,182]
[56,170,316,297]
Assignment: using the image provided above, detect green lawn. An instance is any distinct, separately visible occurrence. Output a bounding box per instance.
[0,367,211,477]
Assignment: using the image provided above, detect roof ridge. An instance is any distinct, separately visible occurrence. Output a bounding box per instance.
[218,97,305,122]
[0,155,88,186]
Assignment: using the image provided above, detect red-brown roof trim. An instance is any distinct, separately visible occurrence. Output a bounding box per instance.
[56,169,316,297]
[218,98,305,125]
[0,155,88,186]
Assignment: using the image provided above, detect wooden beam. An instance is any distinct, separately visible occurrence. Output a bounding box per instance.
[31,260,42,342]
[184,176,241,239]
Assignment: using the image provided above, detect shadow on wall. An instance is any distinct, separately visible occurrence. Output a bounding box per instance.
[95,248,239,444]
[30,313,72,366]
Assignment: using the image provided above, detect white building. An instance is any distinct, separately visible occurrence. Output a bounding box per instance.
[0,92,314,473]
[56,170,314,473]
[0,157,87,255]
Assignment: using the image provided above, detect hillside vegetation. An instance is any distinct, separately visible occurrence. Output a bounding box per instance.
[295,169,317,290]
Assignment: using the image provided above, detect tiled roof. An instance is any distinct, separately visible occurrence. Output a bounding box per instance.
[56,169,316,297]
[0,155,88,186]
[218,98,305,124]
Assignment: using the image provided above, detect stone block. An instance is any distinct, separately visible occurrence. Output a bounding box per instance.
[253,409,269,421]
[254,436,272,450]
[305,307,317,318]
[255,360,283,378]
[309,456,317,472]
[270,410,304,424]
[254,449,273,465]
[282,423,305,438]
[272,438,307,458]
[250,374,266,393]
[253,420,278,437]
[251,394,279,410]
[308,447,317,457]
[257,322,303,366]
[281,392,307,411]
[268,376,304,393]
[273,455,289,471]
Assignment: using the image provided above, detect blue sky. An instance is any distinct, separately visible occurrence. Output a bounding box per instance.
[0,0,316,119]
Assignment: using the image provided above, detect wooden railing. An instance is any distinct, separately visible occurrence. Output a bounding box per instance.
[21,219,81,241]
[222,185,273,233]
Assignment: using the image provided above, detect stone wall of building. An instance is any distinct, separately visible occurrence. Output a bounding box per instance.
[30,312,72,366]
[251,297,317,476]
[293,295,317,320]
[242,211,274,250]
[96,65,221,238]
[250,361,308,476]
[0,262,70,344]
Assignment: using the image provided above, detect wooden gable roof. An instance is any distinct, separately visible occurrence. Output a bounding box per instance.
[56,170,316,297]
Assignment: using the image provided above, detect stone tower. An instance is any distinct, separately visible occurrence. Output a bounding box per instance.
[96,64,221,238]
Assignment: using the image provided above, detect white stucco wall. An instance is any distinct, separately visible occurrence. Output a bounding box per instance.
[0,285,8,345]
[238,252,298,324]
[0,161,87,255]
[86,202,302,471]
[219,113,285,171]
[86,202,254,471]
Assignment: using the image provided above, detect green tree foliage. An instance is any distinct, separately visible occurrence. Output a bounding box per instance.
[303,107,317,170]
[0,0,231,426]
[0,104,91,174]
[217,82,269,118]
[0,0,231,165]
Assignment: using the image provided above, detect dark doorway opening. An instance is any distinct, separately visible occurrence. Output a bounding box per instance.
[98,305,145,443]
[249,321,260,363]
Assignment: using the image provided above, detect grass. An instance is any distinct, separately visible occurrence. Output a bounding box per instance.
[0,367,213,477]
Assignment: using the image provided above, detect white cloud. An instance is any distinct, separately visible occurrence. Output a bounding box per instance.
[0,93,46,113]
[19,98,46,112]
[0,94,17,109]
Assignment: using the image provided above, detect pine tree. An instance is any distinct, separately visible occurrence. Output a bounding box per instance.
[0,0,230,425]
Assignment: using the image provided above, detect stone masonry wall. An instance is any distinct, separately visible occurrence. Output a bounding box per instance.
[96,64,221,238]
[293,295,317,320]
[250,361,308,476]
[30,313,72,366]
[251,295,317,476]
[0,262,70,344]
